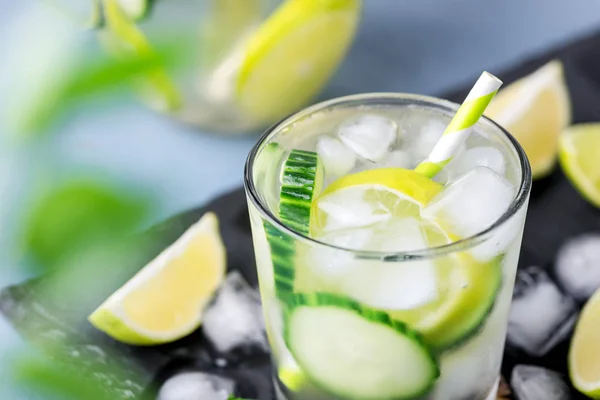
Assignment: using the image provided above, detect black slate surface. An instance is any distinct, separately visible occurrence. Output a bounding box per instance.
[4,28,600,399]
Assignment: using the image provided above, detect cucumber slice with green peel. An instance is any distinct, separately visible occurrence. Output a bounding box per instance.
[389,255,502,350]
[263,149,323,297]
[285,293,439,400]
[264,221,296,295]
[279,149,324,235]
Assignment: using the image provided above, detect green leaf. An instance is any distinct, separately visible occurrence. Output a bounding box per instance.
[15,355,115,400]
[23,179,152,271]
[19,35,196,136]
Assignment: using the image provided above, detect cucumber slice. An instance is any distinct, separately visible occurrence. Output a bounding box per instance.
[279,149,324,235]
[285,293,439,400]
[116,0,154,21]
[389,255,502,350]
[264,221,296,295]
[264,150,323,297]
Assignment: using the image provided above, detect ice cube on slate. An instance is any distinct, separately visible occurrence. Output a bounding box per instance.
[555,233,600,302]
[157,372,235,400]
[317,136,357,178]
[203,271,268,354]
[338,114,398,162]
[445,146,507,178]
[507,266,578,357]
[511,365,571,400]
[422,167,515,239]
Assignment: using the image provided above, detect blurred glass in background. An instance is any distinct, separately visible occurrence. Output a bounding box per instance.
[41,0,362,133]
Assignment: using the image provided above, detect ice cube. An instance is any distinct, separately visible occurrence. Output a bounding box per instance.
[316,136,357,179]
[308,228,373,282]
[507,266,578,357]
[511,365,571,400]
[338,218,438,310]
[471,204,527,262]
[554,233,600,302]
[445,146,507,178]
[409,119,446,162]
[202,271,268,355]
[422,167,515,240]
[316,186,391,232]
[157,372,235,400]
[374,150,412,169]
[338,114,398,162]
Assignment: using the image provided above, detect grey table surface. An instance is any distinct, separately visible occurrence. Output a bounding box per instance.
[2,0,600,397]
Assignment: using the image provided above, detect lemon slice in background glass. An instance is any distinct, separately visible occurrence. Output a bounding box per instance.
[88,213,226,345]
[236,0,362,124]
[570,289,600,398]
[101,0,182,112]
[559,124,600,207]
[485,60,571,179]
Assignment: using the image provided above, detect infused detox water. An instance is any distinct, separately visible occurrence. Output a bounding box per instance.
[245,94,531,400]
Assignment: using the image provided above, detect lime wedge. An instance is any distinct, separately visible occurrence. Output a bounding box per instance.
[236,0,361,123]
[102,0,182,112]
[89,213,226,345]
[570,288,600,398]
[559,123,600,207]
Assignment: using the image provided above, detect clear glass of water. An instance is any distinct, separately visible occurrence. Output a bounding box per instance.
[244,93,532,400]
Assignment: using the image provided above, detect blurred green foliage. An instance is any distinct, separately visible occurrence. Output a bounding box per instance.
[5,0,255,398]
[21,36,194,136]
[15,354,124,400]
[24,180,152,271]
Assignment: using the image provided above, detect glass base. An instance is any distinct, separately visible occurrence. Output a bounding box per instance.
[274,375,501,400]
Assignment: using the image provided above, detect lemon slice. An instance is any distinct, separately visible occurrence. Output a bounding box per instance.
[570,288,600,397]
[310,168,442,235]
[485,60,571,179]
[236,0,361,124]
[89,212,226,345]
[559,123,600,207]
[102,0,182,112]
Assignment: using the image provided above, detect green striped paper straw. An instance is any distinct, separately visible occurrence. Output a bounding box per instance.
[415,71,503,178]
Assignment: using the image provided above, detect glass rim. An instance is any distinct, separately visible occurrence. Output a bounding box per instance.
[244,92,532,260]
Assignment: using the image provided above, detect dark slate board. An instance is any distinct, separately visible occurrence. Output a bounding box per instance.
[4,28,600,400]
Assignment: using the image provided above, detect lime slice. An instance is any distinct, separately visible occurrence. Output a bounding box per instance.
[88,213,226,345]
[307,168,501,349]
[570,288,600,398]
[485,60,571,179]
[102,0,182,112]
[559,123,600,207]
[236,0,361,123]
